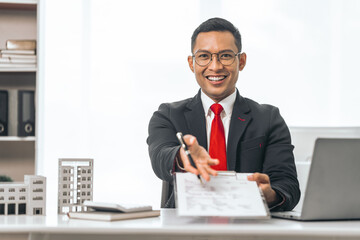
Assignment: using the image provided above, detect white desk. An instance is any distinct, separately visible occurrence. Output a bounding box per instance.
[1,209,360,240]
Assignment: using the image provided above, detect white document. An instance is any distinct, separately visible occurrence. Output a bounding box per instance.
[175,172,270,218]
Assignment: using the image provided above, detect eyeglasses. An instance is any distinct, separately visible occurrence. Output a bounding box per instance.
[192,50,241,67]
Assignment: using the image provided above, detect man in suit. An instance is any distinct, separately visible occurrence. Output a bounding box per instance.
[147,18,300,210]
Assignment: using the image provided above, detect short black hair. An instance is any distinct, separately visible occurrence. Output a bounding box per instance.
[191,17,242,54]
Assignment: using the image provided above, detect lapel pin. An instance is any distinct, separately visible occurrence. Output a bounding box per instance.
[238,117,246,122]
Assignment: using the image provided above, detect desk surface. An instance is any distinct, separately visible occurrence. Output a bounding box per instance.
[1,209,360,240]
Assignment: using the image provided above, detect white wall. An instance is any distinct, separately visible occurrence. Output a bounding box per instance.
[37,0,360,214]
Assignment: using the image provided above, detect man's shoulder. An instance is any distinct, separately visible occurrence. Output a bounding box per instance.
[242,96,278,113]
[165,97,193,108]
[158,97,194,112]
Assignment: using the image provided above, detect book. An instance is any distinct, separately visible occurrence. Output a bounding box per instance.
[0,49,36,55]
[0,63,36,68]
[67,210,160,221]
[0,90,8,136]
[0,57,36,64]
[18,90,35,136]
[175,172,270,218]
[6,40,36,50]
[1,54,36,59]
[83,200,152,213]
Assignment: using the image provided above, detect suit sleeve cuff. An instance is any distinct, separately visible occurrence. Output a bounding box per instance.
[269,190,286,211]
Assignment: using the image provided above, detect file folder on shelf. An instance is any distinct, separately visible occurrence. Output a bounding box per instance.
[0,90,8,136]
[18,90,35,136]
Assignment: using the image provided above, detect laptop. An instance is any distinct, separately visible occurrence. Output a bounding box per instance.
[272,138,360,221]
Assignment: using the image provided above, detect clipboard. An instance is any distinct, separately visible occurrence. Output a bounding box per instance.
[174,171,270,218]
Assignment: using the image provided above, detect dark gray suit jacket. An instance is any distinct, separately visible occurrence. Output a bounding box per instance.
[147,90,300,211]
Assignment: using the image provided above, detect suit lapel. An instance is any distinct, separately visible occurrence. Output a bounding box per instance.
[227,93,252,171]
[184,91,207,149]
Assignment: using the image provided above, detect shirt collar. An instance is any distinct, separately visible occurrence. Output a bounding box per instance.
[201,89,237,117]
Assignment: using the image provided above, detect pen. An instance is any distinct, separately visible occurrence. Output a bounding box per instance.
[176,132,202,183]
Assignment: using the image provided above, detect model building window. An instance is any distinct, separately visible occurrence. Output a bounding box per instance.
[81,192,86,196]
[87,177,91,181]
[82,177,86,181]
[63,199,67,203]
[87,169,91,174]
[63,177,67,181]
[62,207,69,213]
[63,192,67,196]
[33,208,42,215]
[87,192,91,196]
[63,184,67,188]
[0,203,4,214]
[19,196,26,200]
[18,203,26,215]
[8,196,15,200]
[63,169,68,173]
[19,188,26,192]
[0,196,4,200]
[82,169,86,174]
[82,184,86,188]
[0,188,4,192]
[9,188,15,192]
[8,203,15,214]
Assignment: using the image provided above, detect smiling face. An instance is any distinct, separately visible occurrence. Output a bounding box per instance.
[188,31,246,103]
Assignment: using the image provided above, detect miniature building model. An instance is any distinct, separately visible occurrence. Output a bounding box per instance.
[0,175,46,216]
[58,158,93,214]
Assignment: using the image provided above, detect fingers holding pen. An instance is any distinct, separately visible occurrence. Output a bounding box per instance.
[182,134,219,180]
[179,143,216,179]
[179,147,199,175]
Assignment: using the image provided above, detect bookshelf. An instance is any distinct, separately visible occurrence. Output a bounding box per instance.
[0,0,37,181]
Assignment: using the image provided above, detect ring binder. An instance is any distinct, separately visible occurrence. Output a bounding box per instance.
[18,90,35,136]
[0,90,9,136]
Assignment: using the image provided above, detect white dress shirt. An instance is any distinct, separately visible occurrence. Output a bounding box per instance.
[201,89,237,151]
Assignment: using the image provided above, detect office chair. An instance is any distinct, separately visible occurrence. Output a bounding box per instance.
[160,181,173,208]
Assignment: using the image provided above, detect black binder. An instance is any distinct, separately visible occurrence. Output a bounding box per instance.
[18,90,35,136]
[0,90,8,136]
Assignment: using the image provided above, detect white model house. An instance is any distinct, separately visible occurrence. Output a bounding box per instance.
[0,175,46,216]
[58,158,93,214]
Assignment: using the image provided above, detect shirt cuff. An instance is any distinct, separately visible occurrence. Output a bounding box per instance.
[171,152,186,174]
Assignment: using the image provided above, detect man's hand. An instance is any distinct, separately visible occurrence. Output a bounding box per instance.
[247,173,280,207]
[178,134,219,181]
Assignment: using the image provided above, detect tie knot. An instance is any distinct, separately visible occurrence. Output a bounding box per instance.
[210,103,224,115]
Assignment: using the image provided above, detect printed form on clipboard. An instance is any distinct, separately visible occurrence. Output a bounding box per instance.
[175,172,270,218]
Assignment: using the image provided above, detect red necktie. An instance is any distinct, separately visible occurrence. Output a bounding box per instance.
[209,103,227,170]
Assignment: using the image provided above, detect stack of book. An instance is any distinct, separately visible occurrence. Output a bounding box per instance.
[0,40,37,69]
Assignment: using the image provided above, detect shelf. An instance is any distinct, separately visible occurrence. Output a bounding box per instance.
[0,67,37,72]
[0,1,37,10]
[0,0,37,182]
[0,72,36,88]
[0,136,35,141]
